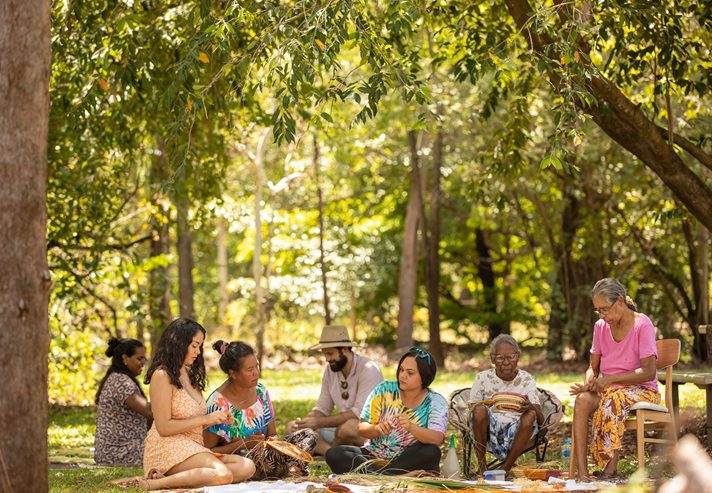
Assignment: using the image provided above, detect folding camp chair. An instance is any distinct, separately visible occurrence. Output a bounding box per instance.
[448,386,564,476]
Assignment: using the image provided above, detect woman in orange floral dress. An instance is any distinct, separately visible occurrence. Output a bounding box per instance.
[570,279,659,481]
[125,318,255,490]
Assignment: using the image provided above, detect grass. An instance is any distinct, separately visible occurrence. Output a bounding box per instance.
[49,368,711,492]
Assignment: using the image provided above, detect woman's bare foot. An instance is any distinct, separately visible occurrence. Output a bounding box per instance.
[573,473,593,482]
[110,477,150,490]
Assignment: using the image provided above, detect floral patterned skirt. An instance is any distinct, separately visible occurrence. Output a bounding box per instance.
[590,385,659,467]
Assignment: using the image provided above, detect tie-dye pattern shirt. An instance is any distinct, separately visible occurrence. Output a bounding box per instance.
[205,382,274,444]
[360,380,448,459]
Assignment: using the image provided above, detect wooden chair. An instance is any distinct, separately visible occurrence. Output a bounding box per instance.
[569,338,681,474]
[624,338,680,469]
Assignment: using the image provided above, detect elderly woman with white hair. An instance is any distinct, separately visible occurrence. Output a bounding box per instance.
[469,334,543,475]
[569,278,659,480]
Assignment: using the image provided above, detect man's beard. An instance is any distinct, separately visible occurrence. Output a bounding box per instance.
[329,352,348,372]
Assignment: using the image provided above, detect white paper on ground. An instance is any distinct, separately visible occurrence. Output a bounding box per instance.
[204,480,382,493]
[547,476,616,490]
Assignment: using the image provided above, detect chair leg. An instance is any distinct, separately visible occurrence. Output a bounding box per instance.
[569,432,576,476]
[463,431,472,477]
[636,418,645,470]
[537,437,548,462]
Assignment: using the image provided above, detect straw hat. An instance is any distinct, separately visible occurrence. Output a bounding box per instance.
[309,325,357,351]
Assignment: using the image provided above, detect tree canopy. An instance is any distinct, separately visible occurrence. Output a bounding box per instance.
[44,0,711,403]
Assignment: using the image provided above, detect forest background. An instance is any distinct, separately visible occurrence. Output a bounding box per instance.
[1,0,710,491]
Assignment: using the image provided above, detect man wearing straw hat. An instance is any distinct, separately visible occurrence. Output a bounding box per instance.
[287,325,383,456]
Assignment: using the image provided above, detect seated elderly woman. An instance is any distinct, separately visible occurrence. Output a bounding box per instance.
[569,278,659,480]
[325,347,448,475]
[469,335,543,475]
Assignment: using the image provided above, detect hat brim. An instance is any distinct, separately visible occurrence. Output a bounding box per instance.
[309,341,358,351]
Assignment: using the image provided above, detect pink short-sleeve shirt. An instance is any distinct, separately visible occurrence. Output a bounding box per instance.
[590,313,658,390]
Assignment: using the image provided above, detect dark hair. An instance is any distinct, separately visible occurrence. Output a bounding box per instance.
[145,318,207,391]
[397,347,437,389]
[212,340,256,373]
[96,338,146,404]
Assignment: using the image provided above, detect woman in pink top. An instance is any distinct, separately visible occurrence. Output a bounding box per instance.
[570,278,659,480]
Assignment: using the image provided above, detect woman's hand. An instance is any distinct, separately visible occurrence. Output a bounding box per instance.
[375,418,394,437]
[569,382,590,395]
[394,413,413,433]
[244,433,266,449]
[590,376,612,393]
[518,396,535,413]
[205,410,233,427]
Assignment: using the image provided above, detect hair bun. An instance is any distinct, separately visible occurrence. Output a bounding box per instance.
[106,337,120,357]
[212,340,228,354]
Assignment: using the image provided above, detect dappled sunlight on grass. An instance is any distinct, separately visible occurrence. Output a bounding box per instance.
[49,367,708,483]
[49,467,142,492]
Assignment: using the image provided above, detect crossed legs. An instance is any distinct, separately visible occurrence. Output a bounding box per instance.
[142,452,255,490]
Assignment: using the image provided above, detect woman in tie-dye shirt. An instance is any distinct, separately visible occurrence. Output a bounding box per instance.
[326,347,448,475]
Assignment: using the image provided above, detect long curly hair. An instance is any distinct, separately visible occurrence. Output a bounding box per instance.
[96,337,146,404]
[145,318,207,391]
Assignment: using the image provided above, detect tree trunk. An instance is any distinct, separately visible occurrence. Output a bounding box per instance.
[686,218,709,360]
[217,217,229,329]
[546,270,565,359]
[0,0,51,490]
[314,135,331,324]
[253,128,270,366]
[396,131,422,350]
[176,194,194,318]
[423,129,444,367]
[149,143,172,345]
[475,228,504,341]
[504,0,712,231]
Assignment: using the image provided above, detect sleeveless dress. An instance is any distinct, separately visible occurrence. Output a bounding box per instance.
[143,387,213,476]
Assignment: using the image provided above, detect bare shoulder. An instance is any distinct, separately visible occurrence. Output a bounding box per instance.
[150,368,172,387]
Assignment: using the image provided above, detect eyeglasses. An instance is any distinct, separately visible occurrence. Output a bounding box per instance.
[594,300,617,317]
[492,354,519,363]
[340,380,349,400]
[411,347,432,365]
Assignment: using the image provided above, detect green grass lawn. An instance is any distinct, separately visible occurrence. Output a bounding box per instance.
[49,368,710,492]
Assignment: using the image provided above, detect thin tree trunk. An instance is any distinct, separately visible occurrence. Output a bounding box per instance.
[351,289,357,340]
[699,223,710,361]
[423,129,444,367]
[253,128,270,366]
[176,194,194,318]
[685,217,709,360]
[217,217,229,329]
[0,0,51,490]
[396,131,422,350]
[422,28,445,366]
[314,135,331,324]
[475,228,503,341]
[149,142,172,345]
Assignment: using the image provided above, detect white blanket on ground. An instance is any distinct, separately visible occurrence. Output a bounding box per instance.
[204,481,381,493]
